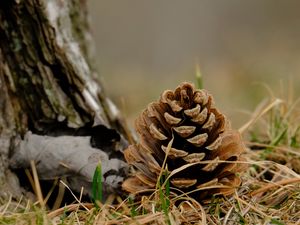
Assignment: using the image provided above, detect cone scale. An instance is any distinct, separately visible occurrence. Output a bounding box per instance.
[122,82,246,201]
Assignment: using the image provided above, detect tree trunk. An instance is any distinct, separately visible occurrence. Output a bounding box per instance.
[0,0,130,200]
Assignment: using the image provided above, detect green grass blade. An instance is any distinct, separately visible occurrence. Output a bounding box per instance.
[291,125,300,147]
[164,170,170,209]
[195,64,203,89]
[92,162,103,207]
[128,196,138,217]
[271,127,288,146]
[158,169,170,225]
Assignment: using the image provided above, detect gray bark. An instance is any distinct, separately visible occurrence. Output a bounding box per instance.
[0,0,129,199]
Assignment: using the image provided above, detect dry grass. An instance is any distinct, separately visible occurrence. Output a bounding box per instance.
[0,92,299,225]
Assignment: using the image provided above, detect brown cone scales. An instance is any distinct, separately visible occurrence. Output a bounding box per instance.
[122,82,246,200]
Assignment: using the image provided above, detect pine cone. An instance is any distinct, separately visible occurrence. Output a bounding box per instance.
[122,82,246,201]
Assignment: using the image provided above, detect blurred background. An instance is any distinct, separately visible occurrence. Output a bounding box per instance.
[88,0,300,128]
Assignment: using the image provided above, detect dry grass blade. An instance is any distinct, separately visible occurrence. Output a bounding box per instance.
[47,203,93,219]
[52,179,66,210]
[235,195,269,218]
[246,141,300,156]
[222,206,233,225]
[59,180,90,212]
[107,212,163,224]
[239,98,282,134]
[0,195,12,216]
[156,137,174,189]
[30,160,44,208]
[250,177,300,196]
[43,179,58,207]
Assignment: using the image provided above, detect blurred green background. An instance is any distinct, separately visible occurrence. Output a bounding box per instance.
[88,1,300,128]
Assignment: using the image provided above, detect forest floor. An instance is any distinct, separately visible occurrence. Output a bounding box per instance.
[0,89,299,225]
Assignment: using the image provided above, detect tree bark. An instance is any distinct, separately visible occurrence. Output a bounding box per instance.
[0,0,129,200]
